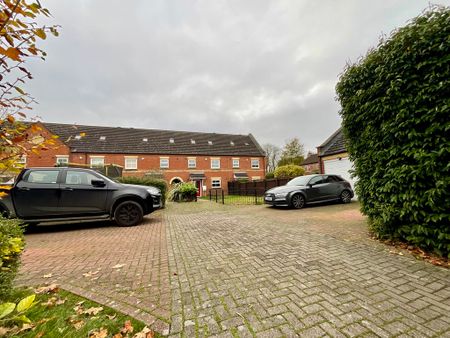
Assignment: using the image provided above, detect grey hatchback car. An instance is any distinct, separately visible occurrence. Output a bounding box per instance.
[264,174,354,209]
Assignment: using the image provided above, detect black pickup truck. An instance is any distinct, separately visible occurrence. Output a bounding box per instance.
[0,167,162,227]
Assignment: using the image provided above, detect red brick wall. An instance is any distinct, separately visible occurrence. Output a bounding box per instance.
[67,153,265,194]
[21,124,266,195]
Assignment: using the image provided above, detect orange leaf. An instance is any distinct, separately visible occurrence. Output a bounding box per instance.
[35,28,47,39]
[4,47,21,61]
[7,115,15,123]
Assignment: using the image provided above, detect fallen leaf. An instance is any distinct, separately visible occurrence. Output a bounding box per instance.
[55,298,66,305]
[83,270,100,278]
[106,314,117,320]
[112,264,125,269]
[83,307,103,316]
[113,334,123,338]
[120,320,133,334]
[35,332,45,338]
[35,284,59,294]
[43,273,53,278]
[17,323,34,333]
[89,328,108,338]
[133,326,154,338]
[0,327,12,336]
[68,317,85,330]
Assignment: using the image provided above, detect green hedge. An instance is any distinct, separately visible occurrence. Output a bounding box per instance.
[274,164,305,178]
[0,217,25,300]
[336,7,450,256]
[117,176,168,206]
[168,182,197,202]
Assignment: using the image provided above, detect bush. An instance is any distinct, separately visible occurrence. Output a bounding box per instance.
[336,7,450,256]
[274,165,305,178]
[265,172,275,179]
[168,182,197,202]
[0,217,25,300]
[117,176,168,206]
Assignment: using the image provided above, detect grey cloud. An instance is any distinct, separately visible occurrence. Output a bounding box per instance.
[25,0,450,151]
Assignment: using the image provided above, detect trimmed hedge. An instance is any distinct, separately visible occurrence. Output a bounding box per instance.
[274,164,305,178]
[336,7,450,256]
[0,217,25,300]
[117,176,168,206]
[168,182,197,202]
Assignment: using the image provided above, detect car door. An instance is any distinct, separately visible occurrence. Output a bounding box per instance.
[58,169,109,216]
[12,169,61,218]
[305,175,325,202]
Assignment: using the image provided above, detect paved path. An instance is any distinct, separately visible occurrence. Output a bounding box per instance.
[18,201,450,337]
[17,212,171,334]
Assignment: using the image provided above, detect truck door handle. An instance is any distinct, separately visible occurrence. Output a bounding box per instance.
[63,187,73,191]
[18,187,30,191]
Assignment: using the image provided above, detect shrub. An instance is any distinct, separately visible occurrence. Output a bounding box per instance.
[117,176,168,206]
[0,217,25,300]
[168,182,197,202]
[274,165,305,178]
[265,172,275,179]
[336,7,450,256]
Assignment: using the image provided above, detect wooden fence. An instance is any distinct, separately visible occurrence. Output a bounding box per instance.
[227,178,291,196]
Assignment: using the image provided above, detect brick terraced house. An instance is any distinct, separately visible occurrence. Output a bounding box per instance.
[21,122,266,196]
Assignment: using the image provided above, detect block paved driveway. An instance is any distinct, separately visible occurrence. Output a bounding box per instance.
[18,201,450,337]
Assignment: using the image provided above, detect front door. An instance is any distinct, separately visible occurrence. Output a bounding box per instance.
[12,169,61,218]
[59,170,109,216]
[194,180,202,197]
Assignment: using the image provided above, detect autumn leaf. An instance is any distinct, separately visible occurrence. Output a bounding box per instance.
[83,307,103,316]
[120,320,133,334]
[133,326,154,338]
[6,115,15,123]
[89,328,108,338]
[35,28,47,40]
[1,47,22,61]
[35,284,59,294]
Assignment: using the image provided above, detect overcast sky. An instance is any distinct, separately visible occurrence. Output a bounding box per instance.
[26,0,449,152]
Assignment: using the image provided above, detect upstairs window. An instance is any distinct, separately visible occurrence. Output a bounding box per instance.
[188,158,196,169]
[160,158,169,169]
[211,158,220,169]
[232,158,240,168]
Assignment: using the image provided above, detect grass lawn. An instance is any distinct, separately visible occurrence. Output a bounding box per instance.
[201,194,265,205]
[1,286,158,337]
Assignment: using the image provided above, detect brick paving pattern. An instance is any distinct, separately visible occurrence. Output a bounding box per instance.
[17,211,171,334]
[166,201,450,337]
[17,201,450,337]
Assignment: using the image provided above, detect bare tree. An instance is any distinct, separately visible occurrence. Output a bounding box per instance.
[262,143,281,173]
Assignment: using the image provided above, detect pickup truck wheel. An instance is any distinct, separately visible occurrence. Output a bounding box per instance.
[114,201,143,227]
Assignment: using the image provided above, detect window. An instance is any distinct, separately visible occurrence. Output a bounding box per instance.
[90,156,104,168]
[99,136,106,141]
[251,159,260,169]
[232,158,240,168]
[211,178,221,188]
[211,158,220,169]
[125,157,138,170]
[56,156,69,167]
[169,138,174,143]
[160,157,169,169]
[208,141,213,145]
[66,171,99,185]
[24,170,58,184]
[188,158,196,169]
[309,176,324,185]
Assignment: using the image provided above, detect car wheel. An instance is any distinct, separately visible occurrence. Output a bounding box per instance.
[290,194,305,209]
[114,201,143,227]
[340,190,352,203]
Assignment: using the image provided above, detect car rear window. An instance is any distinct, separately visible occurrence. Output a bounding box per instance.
[24,170,59,184]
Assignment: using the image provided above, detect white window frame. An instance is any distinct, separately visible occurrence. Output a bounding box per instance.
[232,158,240,168]
[211,178,221,188]
[124,157,138,170]
[56,155,69,166]
[90,156,105,168]
[251,158,260,169]
[187,158,196,169]
[211,158,220,169]
[160,157,169,169]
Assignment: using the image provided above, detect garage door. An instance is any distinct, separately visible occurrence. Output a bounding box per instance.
[323,157,357,195]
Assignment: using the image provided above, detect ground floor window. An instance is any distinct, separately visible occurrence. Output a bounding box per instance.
[211,178,221,188]
[56,155,69,167]
[90,156,105,168]
[124,157,138,170]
